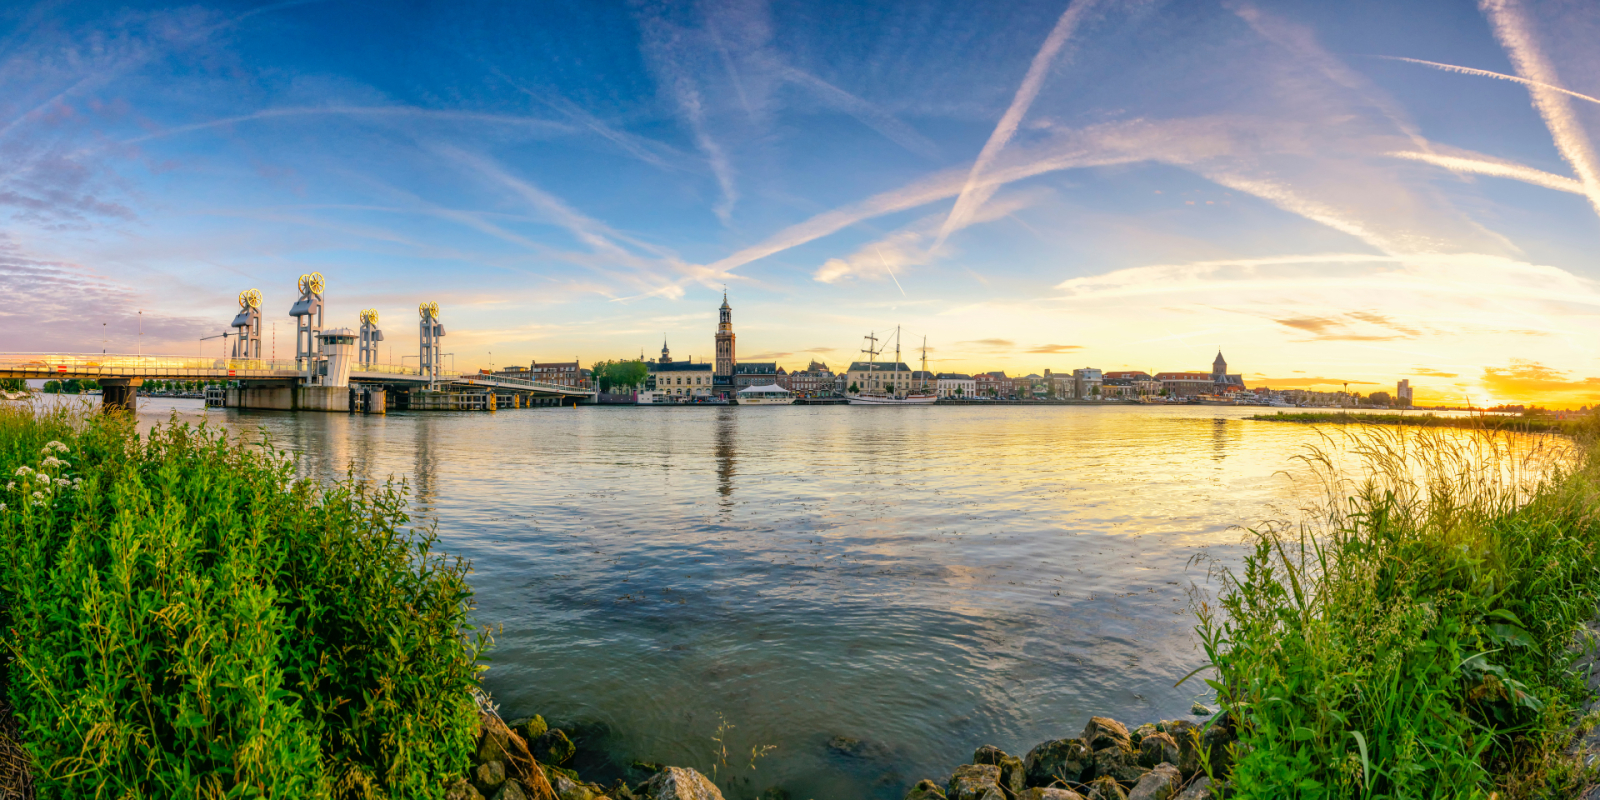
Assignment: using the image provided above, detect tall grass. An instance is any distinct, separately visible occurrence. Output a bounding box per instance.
[1196,420,1600,798]
[0,403,488,799]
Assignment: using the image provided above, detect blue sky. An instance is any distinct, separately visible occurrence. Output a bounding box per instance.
[4,0,1600,405]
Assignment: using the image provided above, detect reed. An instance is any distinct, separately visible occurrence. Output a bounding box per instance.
[1195,418,1600,798]
[1250,411,1582,436]
[0,404,488,799]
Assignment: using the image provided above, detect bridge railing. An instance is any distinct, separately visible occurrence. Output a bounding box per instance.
[353,362,423,376]
[455,374,593,394]
[0,353,304,375]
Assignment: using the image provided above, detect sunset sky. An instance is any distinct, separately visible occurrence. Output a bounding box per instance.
[4,0,1599,406]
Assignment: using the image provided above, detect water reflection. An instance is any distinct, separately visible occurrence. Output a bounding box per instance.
[118,401,1504,800]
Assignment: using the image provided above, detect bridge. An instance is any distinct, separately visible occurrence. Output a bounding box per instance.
[0,353,594,413]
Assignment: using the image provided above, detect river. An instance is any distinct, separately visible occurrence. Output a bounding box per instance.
[114,399,1458,798]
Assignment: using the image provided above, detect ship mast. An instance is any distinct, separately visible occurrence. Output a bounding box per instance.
[894,326,902,399]
[921,336,929,391]
[861,331,880,396]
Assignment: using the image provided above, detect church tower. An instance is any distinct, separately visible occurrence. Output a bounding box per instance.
[714,291,735,385]
[660,337,671,364]
[1212,350,1228,384]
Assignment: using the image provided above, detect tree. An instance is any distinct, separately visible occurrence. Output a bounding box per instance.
[613,360,648,390]
[848,382,859,394]
[0,378,25,393]
[82,379,99,392]
[60,379,82,394]
[43,381,61,394]
[1368,391,1392,407]
[956,386,964,397]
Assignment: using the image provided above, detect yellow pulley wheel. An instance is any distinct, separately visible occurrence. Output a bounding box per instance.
[309,272,325,295]
[245,288,262,309]
[298,273,311,293]
[428,301,439,319]
[419,302,430,319]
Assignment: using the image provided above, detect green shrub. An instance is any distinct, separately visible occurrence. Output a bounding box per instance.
[0,405,487,799]
[1196,423,1600,798]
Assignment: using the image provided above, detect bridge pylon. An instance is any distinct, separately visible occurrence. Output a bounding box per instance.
[289,272,325,381]
[419,301,444,389]
[230,288,262,360]
[359,309,383,367]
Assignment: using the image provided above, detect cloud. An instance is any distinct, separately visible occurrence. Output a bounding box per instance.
[1248,376,1381,388]
[959,338,1015,348]
[124,107,573,145]
[1025,344,1082,353]
[813,188,1046,285]
[1411,367,1459,378]
[1387,149,1586,195]
[934,0,1101,251]
[1372,55,1600,108]
[776,65,941,160]
[1480,0,1600,219]
[1480,359,1600,405]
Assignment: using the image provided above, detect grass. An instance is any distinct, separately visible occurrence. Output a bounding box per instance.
[0,403,488,799]
[1250,411,1584,436]
[1195,419,1600,798]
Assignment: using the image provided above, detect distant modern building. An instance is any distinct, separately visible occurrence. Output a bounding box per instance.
[1072,368,1103,399]
[1397,379,1413,407]
[936,373,976,399]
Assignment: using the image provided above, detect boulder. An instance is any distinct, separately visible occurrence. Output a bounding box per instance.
[509,715,549,743]
[969,747,1025,794]
[535,728,577,765]
[1023,738,1093,786]
[946,764,1006,800]
[548,769,598,800]
[904,779,947,800]
[1018,790,1087,800]
[1128,764,1183,800]
[1131,724,1157,747]
[642,767,726,800]
[473,760,507,795]
[446,777,486,800]
[1084,776,1128,800]
[1081,718,1132,752]
[1138,733,1179,769]
[1174,777,1217,800]
[491,780,528,800]
[479,726,512,764]
[1161,721,1201,775]
[1092,746,1148,786]
[1190,703,1212,717]
[1201,723,1236,778]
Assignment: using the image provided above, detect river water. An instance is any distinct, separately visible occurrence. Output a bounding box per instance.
[119,400,1451,798]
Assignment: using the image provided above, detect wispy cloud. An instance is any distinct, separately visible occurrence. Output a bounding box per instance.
[1480,360,1600,404]
[1387,150,1586,194]
[1026,343,1081,353]
[1373,55,1600,108]
[934,0,1100,251]
[959,338,1016,348]
[1480,0,1600,218]
[125,107,572,145]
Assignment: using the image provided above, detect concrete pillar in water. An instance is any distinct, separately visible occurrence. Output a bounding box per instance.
[100,378,141,413]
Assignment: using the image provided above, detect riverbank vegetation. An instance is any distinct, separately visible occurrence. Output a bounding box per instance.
[1250,411,1584,436]
[0,403,488,799]
[1197,420,1600,798]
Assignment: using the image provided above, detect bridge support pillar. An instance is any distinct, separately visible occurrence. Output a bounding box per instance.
[99,378,141,413]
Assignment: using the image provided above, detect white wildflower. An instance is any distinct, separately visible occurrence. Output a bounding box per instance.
[35,473,50,484]
[5,481,12,491]
[42,441,68,454]
[40,456,61,469]
[54,478,70,488]
[31,491,43,500]
[0,503,6,511]
[14,466,31,476]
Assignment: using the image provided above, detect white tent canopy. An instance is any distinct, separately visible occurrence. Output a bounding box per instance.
[737,383,790,393]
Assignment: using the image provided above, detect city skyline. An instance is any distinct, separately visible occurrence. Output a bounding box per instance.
[4,0,1600,406]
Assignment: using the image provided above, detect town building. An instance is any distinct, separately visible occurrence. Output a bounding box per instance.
[936,373,976,399]
[975,371,1010,398]
[714,292,736,395]
[733,362,783,391]
[531,360,584,387]
[1155,372,1213,397]
[788,360,837,397]
[648,340,713,398]
[1211,351,1245,391]
[1397,379,1413,407]
[1104,370,1159,398]
[846,361,914,395]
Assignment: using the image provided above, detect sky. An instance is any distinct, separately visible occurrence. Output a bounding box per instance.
[3,0,1600,407]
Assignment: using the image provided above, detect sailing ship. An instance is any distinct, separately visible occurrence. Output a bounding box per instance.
[847,327,938,405]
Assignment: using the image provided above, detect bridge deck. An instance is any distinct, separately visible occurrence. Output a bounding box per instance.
[0,354,593,397]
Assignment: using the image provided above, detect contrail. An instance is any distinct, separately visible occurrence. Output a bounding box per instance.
[1386,150,1586,195]
[1480,0,1600,219]
[1373,55,1600,107]
[875,247,908,297]
[932,0,1099,252]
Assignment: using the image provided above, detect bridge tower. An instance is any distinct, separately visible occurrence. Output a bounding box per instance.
[230,288,263,360]
[419,302,445,389]
[289,272,325,380]
[359,309,383,366]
